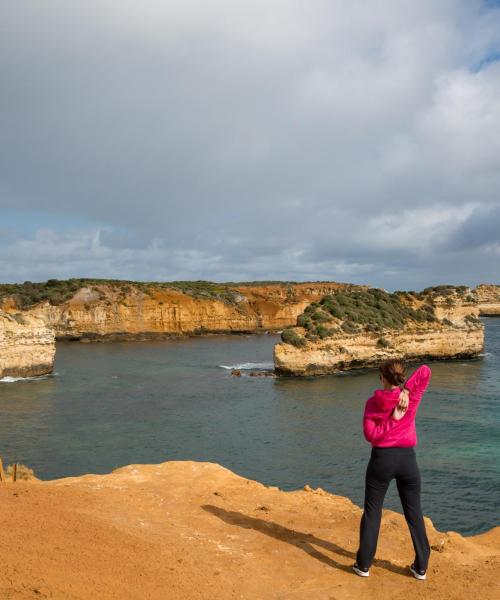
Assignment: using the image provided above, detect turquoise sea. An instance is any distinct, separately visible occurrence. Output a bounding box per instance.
[1,317,499,536]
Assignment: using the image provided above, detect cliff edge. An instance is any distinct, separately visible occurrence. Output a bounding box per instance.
[0,461,497,599]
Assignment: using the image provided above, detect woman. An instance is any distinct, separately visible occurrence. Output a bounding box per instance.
[352,359,431,580]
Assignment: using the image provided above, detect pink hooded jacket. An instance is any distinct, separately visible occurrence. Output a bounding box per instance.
[363,365,431,447]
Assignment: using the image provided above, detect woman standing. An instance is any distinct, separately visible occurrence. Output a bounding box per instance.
[352,359,431,580]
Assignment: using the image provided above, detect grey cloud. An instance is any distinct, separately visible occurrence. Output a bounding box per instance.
[0,224,498,289]
[0,228,18,245]
[1,1,500,287]
[447,205,500,250]
[98,229,154,250]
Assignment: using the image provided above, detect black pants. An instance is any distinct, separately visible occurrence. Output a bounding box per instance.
[356,446,431,571]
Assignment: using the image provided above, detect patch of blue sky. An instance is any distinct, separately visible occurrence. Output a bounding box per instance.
[472,51,500,73]
[0,208,106,237]
[484,0,500,8]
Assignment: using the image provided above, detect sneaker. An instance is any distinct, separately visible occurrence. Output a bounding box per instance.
[410,563,427,580]
[352,563,370,577]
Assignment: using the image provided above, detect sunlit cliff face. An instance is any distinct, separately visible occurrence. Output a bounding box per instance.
[0,311,55,378]
[0,282,360,340]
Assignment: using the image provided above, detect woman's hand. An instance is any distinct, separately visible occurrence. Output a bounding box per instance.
[392,388,409,421]
[398,388,410,411]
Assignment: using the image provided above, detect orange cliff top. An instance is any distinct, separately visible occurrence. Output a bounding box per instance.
[0,460,498,599]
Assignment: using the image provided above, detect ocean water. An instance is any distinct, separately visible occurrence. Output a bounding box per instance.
[1,318,499,536]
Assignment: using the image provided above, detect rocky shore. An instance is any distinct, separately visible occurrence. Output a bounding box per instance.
[0,460,497,599]
[0,310,55,378]
[275,286,484,376]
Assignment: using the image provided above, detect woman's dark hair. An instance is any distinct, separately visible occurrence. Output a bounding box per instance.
[379,359,406,387]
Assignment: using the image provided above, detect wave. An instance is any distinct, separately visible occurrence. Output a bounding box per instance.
[476,352,495,359]
[218,362,274,371]
[0,373,56,383]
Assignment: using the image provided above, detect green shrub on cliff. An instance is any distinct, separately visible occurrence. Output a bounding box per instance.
[305,332,319,342]
[0,278,271,309]
[281,327,306,347]
[316,324,333,339]
[297,314,314,330]
[311,309,332,323]
[294,287,443,338]
[0,279,86,309]
[420,284,469,299]
[465,314,481,325]
[341,321,359,334]
[377,337,391,348]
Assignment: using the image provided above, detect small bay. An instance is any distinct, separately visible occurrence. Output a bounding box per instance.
[1,318,499,536]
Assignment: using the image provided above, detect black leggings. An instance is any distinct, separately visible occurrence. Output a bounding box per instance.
[356,446,431,571]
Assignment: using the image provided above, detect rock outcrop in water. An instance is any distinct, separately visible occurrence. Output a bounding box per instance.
[0,280,364,341]
[0,310,55,378]
[476,284,500,316]
[0,460,498,599]
[274,286,484,376]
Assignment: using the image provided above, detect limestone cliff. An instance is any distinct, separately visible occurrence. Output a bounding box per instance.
[0,460,498,599]
[274,286,484,376]
[1,281,363,340]
[0,310,55,378]
[476,284,500,316]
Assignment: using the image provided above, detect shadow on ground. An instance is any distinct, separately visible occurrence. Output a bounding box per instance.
[202,504,409,576]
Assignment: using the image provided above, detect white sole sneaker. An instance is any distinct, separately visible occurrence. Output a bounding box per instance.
[410,564,426,580]
[352,564,370,577]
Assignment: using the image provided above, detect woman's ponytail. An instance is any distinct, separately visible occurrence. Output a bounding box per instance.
[379,359,406,387]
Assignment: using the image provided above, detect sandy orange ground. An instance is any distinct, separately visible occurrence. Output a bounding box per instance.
[0,461,498,599]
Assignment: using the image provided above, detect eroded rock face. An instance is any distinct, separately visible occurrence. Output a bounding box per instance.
[274,288,484,376]
[0,311,55,378]
[476,284,500,316]
[2,282,364,340]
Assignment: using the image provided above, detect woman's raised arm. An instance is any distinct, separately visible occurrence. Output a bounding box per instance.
[404,364,432,399]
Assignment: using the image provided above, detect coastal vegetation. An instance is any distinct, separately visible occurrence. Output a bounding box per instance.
[281,327,307,347]
[0,278,304,309]
[0,279,87,309]
[275,285,484,374]
[281,288,446,347]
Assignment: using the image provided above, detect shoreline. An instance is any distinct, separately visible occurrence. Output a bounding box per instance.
[55,328,283,343]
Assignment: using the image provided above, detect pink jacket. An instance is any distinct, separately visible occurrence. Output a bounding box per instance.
[363,365,431,447]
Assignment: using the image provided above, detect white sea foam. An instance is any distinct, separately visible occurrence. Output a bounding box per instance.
[0,373,55,383]
[218,362,274,370]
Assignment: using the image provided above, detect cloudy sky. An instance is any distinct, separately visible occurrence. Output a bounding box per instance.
[1,1,500,290]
